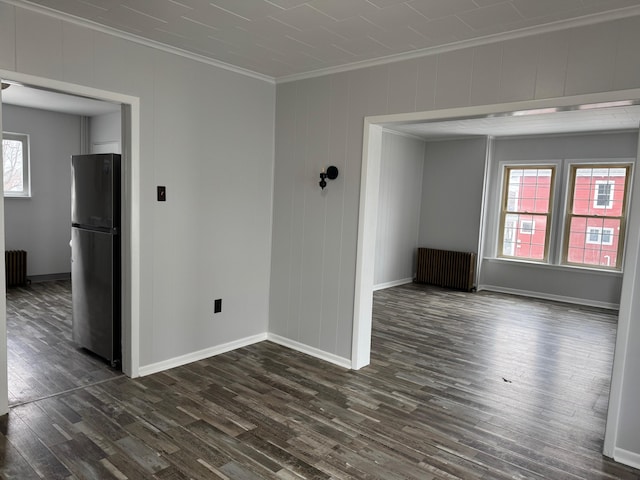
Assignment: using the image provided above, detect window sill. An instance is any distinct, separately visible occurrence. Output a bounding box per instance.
[484,257,623,277]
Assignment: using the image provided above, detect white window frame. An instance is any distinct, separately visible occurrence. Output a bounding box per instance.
[593,180,614,209]
[2,132,31,198]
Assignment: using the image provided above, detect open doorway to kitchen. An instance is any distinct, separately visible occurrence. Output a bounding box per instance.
[0,74,140,412]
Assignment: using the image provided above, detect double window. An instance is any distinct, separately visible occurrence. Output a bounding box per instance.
[498,162,631,270]
[2,132,31,197]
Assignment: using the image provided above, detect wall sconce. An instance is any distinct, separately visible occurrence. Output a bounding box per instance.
[319,166,339,190]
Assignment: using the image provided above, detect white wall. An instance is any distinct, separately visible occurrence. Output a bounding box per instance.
[90,111,121,154]
[419,138,487,253]
[373,131,424,289]
[272,14,640,466]
[0,3,275,374]
[616,210,640,456]
[3,104,79,276]
[480,131,637,308]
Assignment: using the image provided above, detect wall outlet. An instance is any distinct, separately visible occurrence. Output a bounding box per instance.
[214,299,222,313]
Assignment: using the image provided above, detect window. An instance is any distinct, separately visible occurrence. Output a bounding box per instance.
[520,220,534,234]
[565,165,630,269]
[499,167,555,261]
[585,227,614,246]
[2,132,30,197]
[593,180,614,209]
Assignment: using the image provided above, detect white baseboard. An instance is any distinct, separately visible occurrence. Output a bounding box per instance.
[267,333,351,369]
[477,284,619,310]
[373,277,413,291]
[138,333,268,376]
[614,447,640,470]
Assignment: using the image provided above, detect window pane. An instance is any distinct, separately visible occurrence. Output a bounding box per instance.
[573,167,626,216]
[2,138,24,192]
[502,213,548,260]
[506,168,552,214]
[595,182,613,207]
[567,216,620,267]
[502,213,519,256]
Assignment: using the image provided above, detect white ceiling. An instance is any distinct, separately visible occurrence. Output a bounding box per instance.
[1,83,120,116]
[3,1,640,136]
[386,104,640,139]
[9,0,640,80]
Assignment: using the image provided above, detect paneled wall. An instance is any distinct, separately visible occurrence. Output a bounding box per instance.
[373,131,424,289]
[272,15,640,461]
[3,104,80,276]
[0,3,276,371]
[418,138,487,253]
[90,111,121,154]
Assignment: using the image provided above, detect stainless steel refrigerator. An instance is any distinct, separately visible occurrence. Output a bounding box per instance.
[71,153,121,368]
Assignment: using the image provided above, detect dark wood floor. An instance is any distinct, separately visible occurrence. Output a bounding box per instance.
[6,280,121,407]
[2,283,639,479]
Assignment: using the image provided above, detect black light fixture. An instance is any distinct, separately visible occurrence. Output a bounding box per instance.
[319,165,339,190]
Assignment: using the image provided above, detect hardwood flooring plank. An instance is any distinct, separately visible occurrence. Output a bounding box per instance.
[0,435,42,480]
[3,282,640,479]
[115,435,171,474]
[6,280,122,407]
[2,413,72,479]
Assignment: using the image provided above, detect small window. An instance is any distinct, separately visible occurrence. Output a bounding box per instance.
[520,220,534,234]
[565,165,630,269]
[585,227,614,246]
[499,166,555,261]
[593,180,614,209]
[2,132,31,197]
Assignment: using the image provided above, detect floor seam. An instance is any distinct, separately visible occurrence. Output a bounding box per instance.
[9,374,123,409]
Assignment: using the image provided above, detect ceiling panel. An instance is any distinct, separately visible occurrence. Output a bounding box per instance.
[2,84,120,116]
[385,105,640,140]
[7,0,640,79]
[458,3,523,30]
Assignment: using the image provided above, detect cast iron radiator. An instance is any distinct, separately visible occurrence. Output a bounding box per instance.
[5,250,28,287]
[416,248,476,292]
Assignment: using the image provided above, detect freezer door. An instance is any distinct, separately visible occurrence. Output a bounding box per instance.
[71,227,120,363]
[71,154,120,230]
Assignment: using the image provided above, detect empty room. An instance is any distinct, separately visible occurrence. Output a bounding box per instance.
[2,0,640,478]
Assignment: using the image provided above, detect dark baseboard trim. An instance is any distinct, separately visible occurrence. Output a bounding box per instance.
[28,273,71,283]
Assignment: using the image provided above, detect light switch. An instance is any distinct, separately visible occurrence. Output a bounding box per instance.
[157,186,166,202]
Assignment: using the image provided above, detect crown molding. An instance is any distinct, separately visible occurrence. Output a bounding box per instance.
[5,0,640,86]
[1,0,276,84]
[276,4,640,84]
[380,127,427,142]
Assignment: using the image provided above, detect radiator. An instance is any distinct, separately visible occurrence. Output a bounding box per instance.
[416,248,476,292]
[5,250,28,287]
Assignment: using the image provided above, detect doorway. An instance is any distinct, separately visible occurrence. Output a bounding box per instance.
[2,85,123,405]
[0,70,141,414]
[352,91,640,460]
